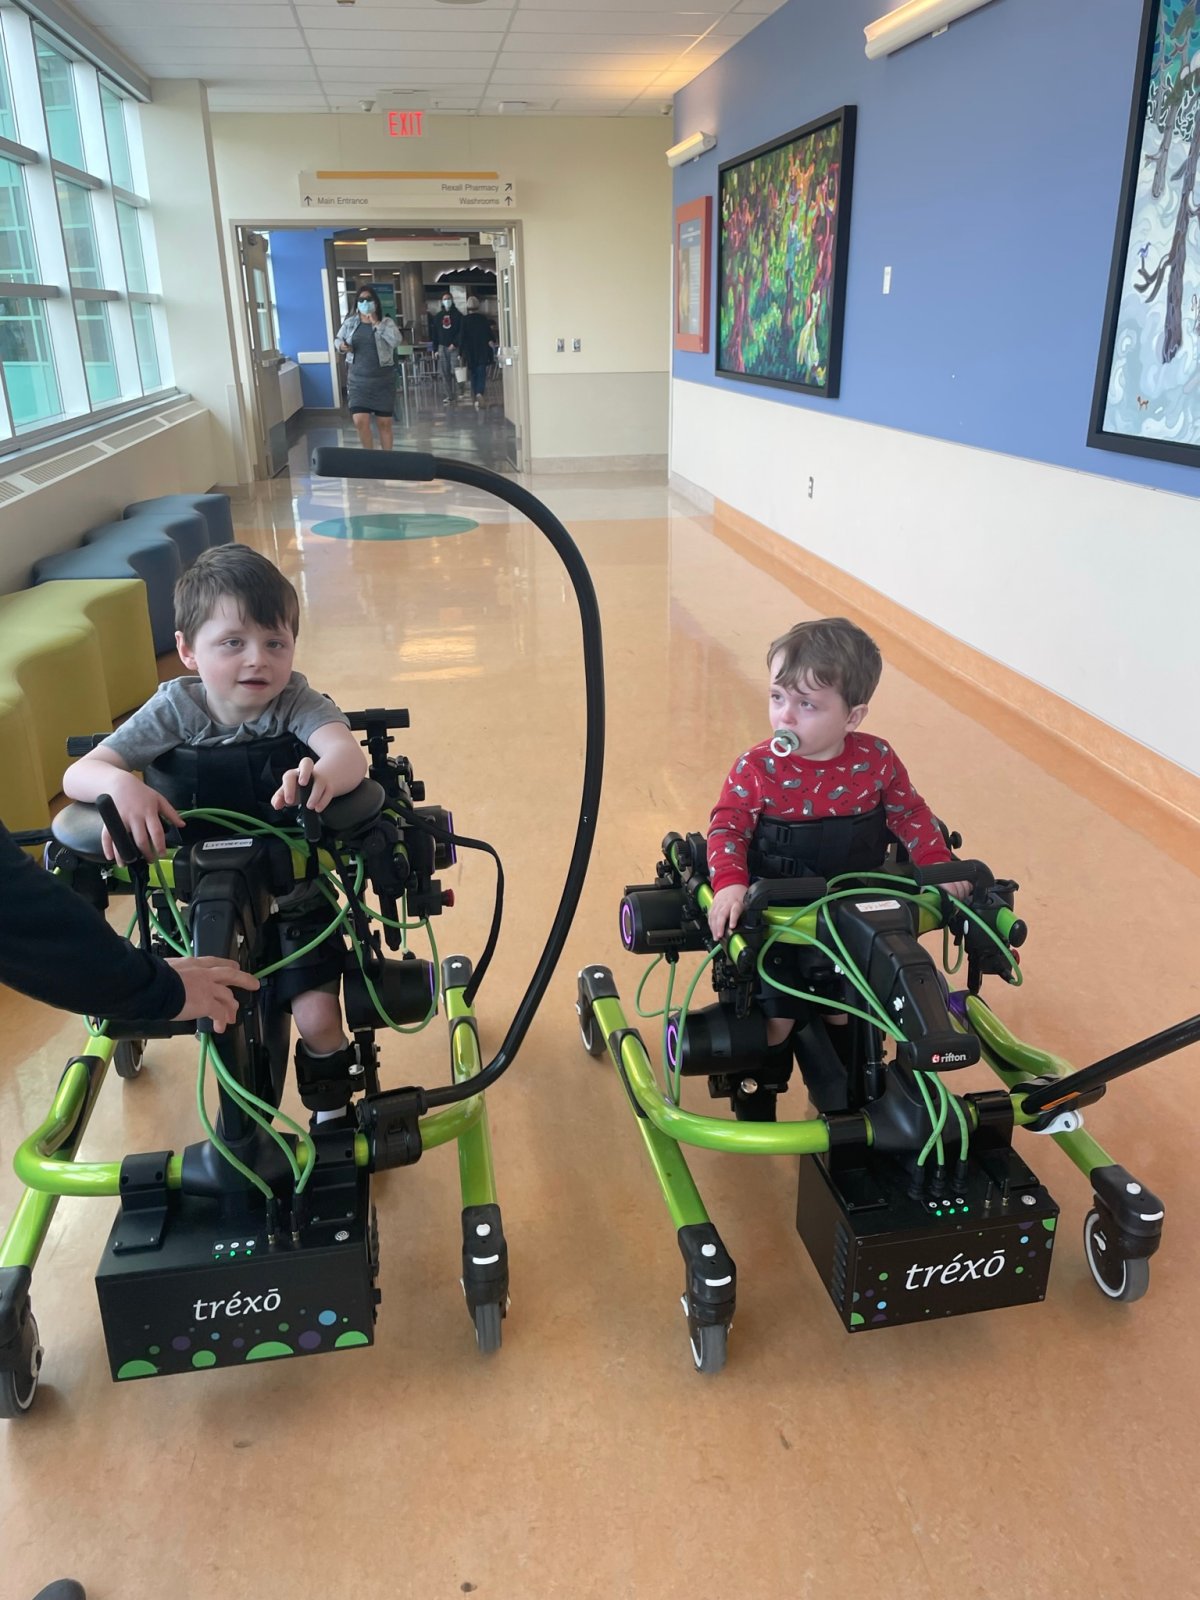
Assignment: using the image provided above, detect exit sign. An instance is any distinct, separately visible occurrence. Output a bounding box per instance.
[386,111,424,137]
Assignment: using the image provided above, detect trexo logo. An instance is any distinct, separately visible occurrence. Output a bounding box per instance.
[904,1250,1006,1291]
[192,1287,281,1321]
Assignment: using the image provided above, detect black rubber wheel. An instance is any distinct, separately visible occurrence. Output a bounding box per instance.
[0,1311,42,1419]
[689,1319,728,1375]
[473,1300,503,1355]
[113,1038,145,1080]
[577,999,604,1058]
[1084,1209,1150,1303]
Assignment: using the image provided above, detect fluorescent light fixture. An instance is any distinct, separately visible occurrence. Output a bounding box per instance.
[666,130,716,169]
[864,0,996,60]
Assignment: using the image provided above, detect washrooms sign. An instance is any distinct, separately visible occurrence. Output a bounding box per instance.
[299,170,516,213]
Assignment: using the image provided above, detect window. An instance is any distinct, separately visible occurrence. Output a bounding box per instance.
[74,298,118,404]
[35,33,86,170]
[0,296,61,426]
[0,36,15,143]
[55,177,103,287]
[116,200,146,291]
[0,5,173,446]
[131,300,160,390]
[100,84,134,190]
[0,159,38,282]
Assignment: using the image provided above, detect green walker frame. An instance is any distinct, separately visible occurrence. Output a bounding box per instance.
[576,833,1194,1372]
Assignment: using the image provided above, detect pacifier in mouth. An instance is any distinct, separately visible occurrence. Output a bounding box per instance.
[769,728,801,757]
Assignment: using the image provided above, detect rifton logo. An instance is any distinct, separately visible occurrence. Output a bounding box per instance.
[931,1050,969,1065]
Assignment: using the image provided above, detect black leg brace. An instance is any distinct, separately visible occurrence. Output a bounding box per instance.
[294,1041,357,1112]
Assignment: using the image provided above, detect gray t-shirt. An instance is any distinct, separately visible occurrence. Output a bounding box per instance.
[102,672,349,772]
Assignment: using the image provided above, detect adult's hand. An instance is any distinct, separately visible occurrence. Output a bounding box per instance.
[167,956,259,1033]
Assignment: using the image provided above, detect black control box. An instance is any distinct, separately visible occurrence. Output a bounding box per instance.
[95,1178,378,1382]
[796,1148,1058,1331]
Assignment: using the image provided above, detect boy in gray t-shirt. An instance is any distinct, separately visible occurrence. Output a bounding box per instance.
[63,544,369,1122]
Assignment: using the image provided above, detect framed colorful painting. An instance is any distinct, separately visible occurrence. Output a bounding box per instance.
[1089,0,1200,466]
[674,196,712,354]
[716,105,856,398]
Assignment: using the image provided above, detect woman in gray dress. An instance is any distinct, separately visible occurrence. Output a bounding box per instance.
[335,287,400,449]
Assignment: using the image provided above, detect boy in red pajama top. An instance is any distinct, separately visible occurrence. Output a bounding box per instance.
[707,617,969,1045]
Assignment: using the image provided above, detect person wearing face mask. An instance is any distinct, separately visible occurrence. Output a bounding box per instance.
[427,290,464,406]
[335,286,400,448]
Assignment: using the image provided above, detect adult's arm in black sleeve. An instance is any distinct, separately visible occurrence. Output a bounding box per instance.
[0,820,184,1021]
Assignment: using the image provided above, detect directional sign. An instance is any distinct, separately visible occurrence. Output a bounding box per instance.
[298,171,516,213]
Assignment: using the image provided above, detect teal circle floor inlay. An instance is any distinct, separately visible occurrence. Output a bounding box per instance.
[311,513,478,542]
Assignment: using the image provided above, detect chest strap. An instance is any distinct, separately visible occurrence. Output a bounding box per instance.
[144,734,309,820]
[748,805,891,880]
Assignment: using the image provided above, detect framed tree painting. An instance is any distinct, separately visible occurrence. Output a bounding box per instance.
[1089,0,1200,465]
[674,196,712,354]
[717,105,856,398]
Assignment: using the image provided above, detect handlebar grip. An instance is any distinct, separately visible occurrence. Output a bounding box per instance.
[312,446,436,483]
[913,859,994,892]
[995,909,1028,948]
[742,876,830,913]
[346,708,411,730]
[296,781,323,844]
[96,793,141,865]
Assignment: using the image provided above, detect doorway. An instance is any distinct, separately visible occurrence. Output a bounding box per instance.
[325,224,524,473]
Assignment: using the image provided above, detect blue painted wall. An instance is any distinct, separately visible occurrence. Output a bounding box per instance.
[673,0,1199,497]
[267,228,335,408]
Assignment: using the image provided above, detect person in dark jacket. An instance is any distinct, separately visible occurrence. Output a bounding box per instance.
[3,821,258,1600]
[0,820,257,1027]
[458,297,494,410]
[427,291,463,405]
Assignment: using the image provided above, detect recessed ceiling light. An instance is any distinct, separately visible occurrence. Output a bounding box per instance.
[434,0,490,6]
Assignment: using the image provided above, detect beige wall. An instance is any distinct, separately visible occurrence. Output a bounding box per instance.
[209,111,673,463]
[142,82,251,487]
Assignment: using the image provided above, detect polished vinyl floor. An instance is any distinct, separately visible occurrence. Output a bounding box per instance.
[3,429,1199,1600]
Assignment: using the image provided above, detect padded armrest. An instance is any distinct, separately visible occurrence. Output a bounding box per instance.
[321,778,386,837]
[52,801,109,862]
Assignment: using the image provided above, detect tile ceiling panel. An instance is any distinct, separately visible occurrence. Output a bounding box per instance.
[295,5,514,21]
[301,30,508,51]
[501,35,709,53]
[68,0,771,116]
[509,13,726,34]
[314,49,502,67]
[90,27,303,51]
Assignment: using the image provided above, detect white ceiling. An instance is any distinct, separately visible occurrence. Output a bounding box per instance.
[65,0,788,117]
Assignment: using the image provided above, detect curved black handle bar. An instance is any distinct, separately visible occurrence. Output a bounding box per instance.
[96,792,142,866]
[295,778,323,844]
[311,445,605,1110]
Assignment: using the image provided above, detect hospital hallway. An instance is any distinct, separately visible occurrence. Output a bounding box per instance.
[2,429,1198,1600]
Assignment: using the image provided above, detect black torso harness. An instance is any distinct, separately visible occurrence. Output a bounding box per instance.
[747,804,893,880]
[144,734,309,821]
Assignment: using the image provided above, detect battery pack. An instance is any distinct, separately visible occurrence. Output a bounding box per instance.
[95,1178,379,1382]
[796,1147,1058,1331]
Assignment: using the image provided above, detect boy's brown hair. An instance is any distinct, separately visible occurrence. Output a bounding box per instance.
[174,545,301,646]
[767,617,882,710]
